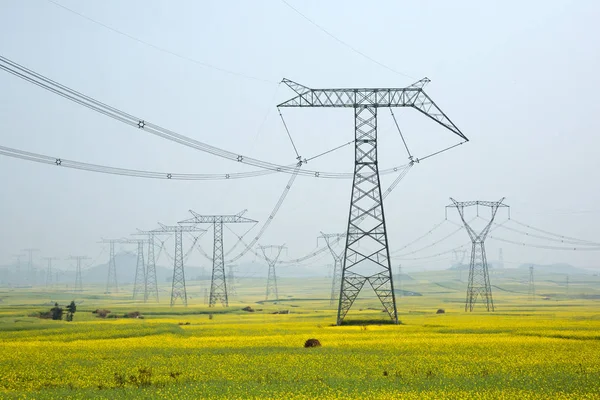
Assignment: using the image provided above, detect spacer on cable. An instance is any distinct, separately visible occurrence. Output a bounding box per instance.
[137,120,145,129]
[55,158,62,166]
[166,173,172,179]
[225,174,230,179]
[237,155,243,162]
[314,172,320,177]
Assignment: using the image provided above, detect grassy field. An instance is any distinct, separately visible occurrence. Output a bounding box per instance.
[1,270,599,399]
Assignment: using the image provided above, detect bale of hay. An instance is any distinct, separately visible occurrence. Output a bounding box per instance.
[436,308,445,314]
[241,306,255,312]
[304,338,321,348]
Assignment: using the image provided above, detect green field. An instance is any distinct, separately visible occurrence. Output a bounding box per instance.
[1,270,599,399]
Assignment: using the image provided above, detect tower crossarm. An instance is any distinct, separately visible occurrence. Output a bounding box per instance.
[152,223,206,233]
[447,198,509,242]
[277,78,467,141]
[318,232,346,260]
[179,210,257,225]
[258,245,287,265]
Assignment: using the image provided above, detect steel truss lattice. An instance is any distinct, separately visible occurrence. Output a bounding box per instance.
[279,78,467,325]
[180,210,256,307]
[319,232,345,306]
[447,198,509,312]
[69,256,89,292]
[259,245,286,301]
[134,230,165,303]
[151,224,205,306]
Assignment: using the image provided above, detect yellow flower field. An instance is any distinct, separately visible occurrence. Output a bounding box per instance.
[0,276,599,399]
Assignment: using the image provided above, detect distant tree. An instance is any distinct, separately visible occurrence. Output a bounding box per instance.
[65,300,77,322]
[50,302,63,320]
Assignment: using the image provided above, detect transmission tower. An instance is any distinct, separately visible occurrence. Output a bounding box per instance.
[259,245,286,301]
[528,265,535,302]
[12,254,24,286]
[279,78,467,325]
[179,210,256,308]
[112,238,148,301]
[68,256,89,292]
[99,239,120,294]
[134,230,165,303]
[152,223,204,306]
[227,265,238,297]
[43,257,59,287]
[22,248,39,285]
[319,232,345,306]
[566,275,569,298]
[447,198,509,312]
[498,248,504,270]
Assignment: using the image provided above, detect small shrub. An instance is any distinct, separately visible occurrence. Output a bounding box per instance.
[436,309,446,314]
[93,309,111,318]
[241,306,255,312]
[124,311,141,318]
[304,338,321,348]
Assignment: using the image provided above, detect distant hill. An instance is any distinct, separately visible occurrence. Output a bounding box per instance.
[517,263,592,275]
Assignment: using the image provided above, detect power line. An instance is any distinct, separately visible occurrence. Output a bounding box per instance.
[279,0,414,80]
[509,219,600,246]
[45,0,275,84]
[0,55,410,180]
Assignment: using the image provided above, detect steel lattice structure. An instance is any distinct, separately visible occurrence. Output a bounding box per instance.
[180,210,256,307]
[99,239,119,294]
[22,248,39,285]
[259,245,286,301]
[43,257,59,287]
[447,198,509,312]
[129,239,147,301]
[152,223,204,306]
[69,256,89,292]
[227,265,238,297]
[319,232,345,306]
[279,78,467,325]
[134,230,164,303]
[528,265,535,302]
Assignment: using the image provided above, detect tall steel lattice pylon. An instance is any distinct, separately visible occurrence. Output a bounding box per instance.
[152,223,204,307]
[259,245,286,301]
[132,240,147,301]
[319,232,345,306]
[447,198,510,312]
[12,254,24,286]
[134,230,165,303]
[43,257,59,287]
[180,210,256,307]
[227,265,237,297]
[279,78,468,325]
[22,248,39,285]
[528,265,535,302]
[99,239,119,294]
[69,256,89,292]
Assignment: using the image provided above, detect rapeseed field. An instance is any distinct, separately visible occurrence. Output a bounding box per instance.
[0,276,599,399]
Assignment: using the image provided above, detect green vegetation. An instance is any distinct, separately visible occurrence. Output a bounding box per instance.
[0,270,599,399]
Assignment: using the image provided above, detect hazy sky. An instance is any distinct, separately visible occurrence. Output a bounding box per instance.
[1,0,599,273]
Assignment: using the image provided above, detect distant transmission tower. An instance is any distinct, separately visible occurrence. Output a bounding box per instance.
[69,256,89,292]
[152,223,204,306]
[134,230,166,303]
[528,265,535,302]
[259,245,286,301]
[129,239,147,301]
[319,232,345,306]
[447,198,509,312]
[43,257,59,287]
[22,248,39,285]
[279,78,467,325]
[498,248,504,270]
[99,239,120,294]
[227,265,237,297]
[566,275,570,298]
[180,210,256,308]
